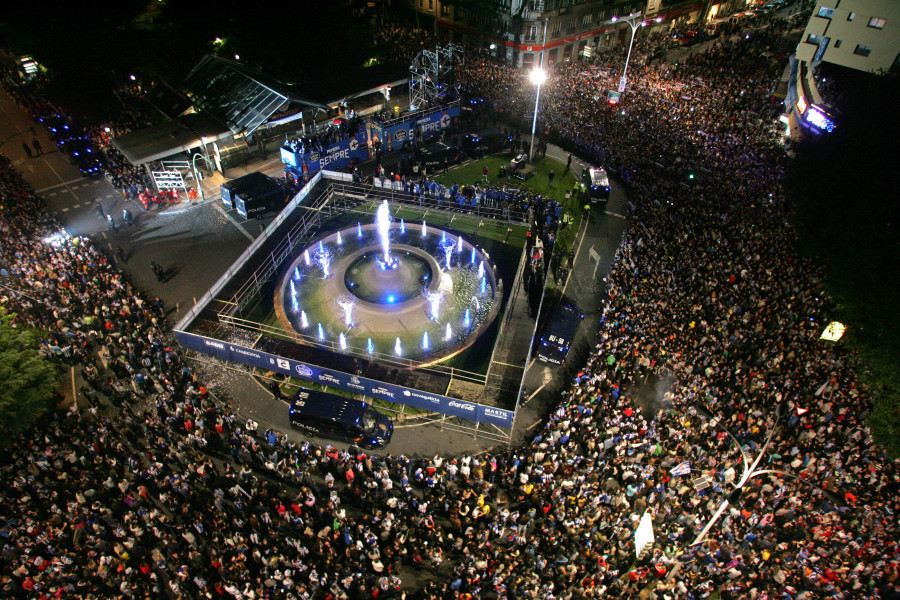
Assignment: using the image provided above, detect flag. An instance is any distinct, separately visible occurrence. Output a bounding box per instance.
[670,461,691,477]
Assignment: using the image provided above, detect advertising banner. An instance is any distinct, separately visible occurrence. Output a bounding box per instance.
[371,106,461,153]
[279,131,369,175]
[175,331,513,428]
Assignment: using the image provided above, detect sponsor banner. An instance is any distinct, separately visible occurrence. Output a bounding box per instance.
[175,331,513,428]
[375,106,461,153]
[279,132,369,174]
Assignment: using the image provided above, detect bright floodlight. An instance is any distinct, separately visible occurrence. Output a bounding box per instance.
[611,15,618,21]
[530,67,546,86]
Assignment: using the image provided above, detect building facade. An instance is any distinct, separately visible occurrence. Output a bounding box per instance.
[787,0,898,136]
[796,0,900,72]
[410,0,709,69]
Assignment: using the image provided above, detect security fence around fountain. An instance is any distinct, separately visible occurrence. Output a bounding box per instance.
[176,171,535,443]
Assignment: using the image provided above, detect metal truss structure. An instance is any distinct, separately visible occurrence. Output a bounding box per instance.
[409,43,464,111]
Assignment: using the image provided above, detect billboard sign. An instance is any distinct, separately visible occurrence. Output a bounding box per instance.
[175,331,514,428]
[279,131,370,175]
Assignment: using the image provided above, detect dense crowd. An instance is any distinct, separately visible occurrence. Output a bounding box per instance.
[2,14,899,600]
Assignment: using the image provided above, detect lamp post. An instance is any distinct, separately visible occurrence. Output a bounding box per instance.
[687,402,842,547]
[612,14,662,92]
[528,18,549,164]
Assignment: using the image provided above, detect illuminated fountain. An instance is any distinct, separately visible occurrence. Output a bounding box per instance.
[336,294,357,328]
[375,200,397,269]
[277,203,502,363]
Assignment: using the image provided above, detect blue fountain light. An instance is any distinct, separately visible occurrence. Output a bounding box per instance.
[317,323,325,340]
[357,222,363,238]
[422,220,427,238]
[445,322,452,341]
[300,311,309,329]
[422,331,429,350]
[464,309,471,328]
[480,276,487,294]
[400,219,405,234]
[367,338,374,355]
[294,266,301,280]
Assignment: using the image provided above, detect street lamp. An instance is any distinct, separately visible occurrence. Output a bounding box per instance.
[528,18,549,164]
[612,14,663,92]
[687,402,841,547]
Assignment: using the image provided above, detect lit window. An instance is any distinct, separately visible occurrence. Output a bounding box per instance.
[807,34,824,45]
[817,7,834,18]
[854,44,872,56]
[868,17,886,29]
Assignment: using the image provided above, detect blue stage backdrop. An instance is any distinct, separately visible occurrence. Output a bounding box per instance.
[175,331,513,428]
[369,106,461,153]
[280,131,370,174]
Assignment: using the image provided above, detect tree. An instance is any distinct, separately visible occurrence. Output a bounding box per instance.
[787,70,900,457]
[0,312,59,446]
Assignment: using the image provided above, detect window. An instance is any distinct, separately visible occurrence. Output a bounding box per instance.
[525,24,537,41]
[854,44,872,56]
[834,39,842,48]
[583,13,593,27]
[868,17,886,29]
[523,53,534,69]
[816,7,834,18]
[567,18,576,33]
[440,4,449,17]
[551,21,562,37]
[847,12,855,21]
[457,7,467,21]
[806,34,824,45]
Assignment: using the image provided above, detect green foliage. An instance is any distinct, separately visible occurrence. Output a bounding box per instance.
[0,313,59,445]
[786,70,900,457]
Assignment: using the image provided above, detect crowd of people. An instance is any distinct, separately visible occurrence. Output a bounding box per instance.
[1,13,899,600]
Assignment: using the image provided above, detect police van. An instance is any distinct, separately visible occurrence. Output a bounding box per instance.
[536,303,584,365]
[461,130,511,156]
[582,167,611,204]
[415,142,462,171]
[289,388,393,449]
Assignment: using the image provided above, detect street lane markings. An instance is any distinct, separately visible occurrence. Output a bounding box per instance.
[213,203,255,242]
[36,178,84,193]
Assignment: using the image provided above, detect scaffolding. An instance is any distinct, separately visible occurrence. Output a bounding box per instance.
[409,43,464,111]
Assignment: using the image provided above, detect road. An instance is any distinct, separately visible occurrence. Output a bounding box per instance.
[2,85,628,458]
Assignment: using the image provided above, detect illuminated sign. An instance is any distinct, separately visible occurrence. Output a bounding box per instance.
[796,95,807,114]
[805,106,835,132]
[634,512,655,558]
[820,321,846,341]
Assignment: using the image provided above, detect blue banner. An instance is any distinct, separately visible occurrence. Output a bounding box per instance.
[175,331,513,428]
[371,106,461,153]
[280,131,370,174]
